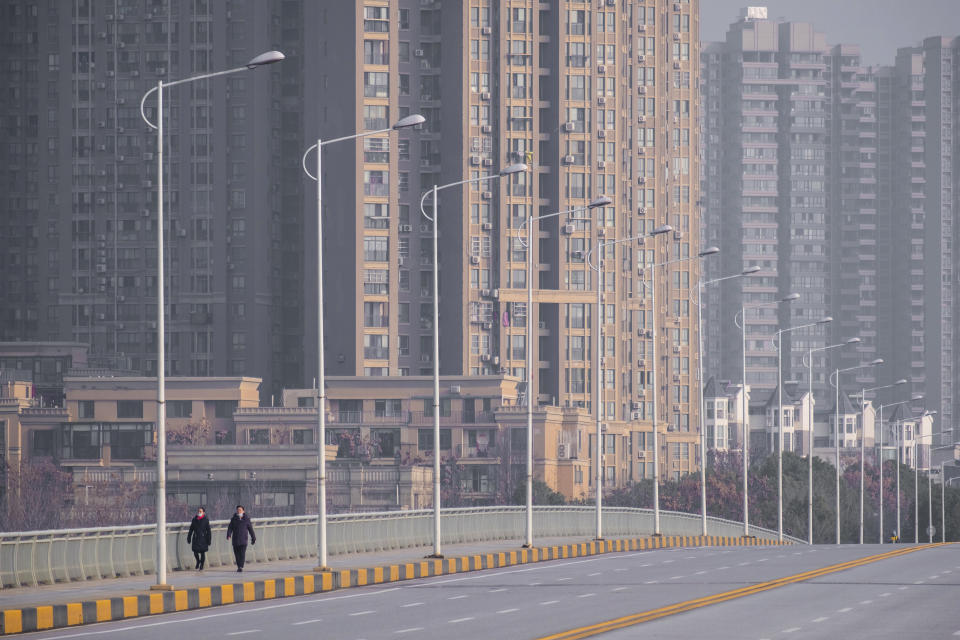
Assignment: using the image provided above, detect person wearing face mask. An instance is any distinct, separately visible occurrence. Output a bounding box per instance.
[226,505,256,572]
[186,506,212,570]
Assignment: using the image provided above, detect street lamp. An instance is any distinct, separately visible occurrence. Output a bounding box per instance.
[517,195,610,547]
[695,266,761,536]
[419,163,527,557]
[139,50,284,590]
[829,358,883,544]
[301,113,425,570]
[774,316,833,541]
[914,413,936,543]
[876,394,923,543]
[734,292,799,537]
[642,246,719,536]
[852,378,907,543]
[585,224,672,539]
[802,337,860,544]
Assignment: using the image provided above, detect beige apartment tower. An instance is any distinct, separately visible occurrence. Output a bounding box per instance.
[312,0,702,484]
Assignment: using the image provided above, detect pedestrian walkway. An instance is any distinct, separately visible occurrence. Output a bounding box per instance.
[0,533,789,635]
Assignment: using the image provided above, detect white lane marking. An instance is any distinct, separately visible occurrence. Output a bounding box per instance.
[448,617,475,624]
[757,558,769,562]
[880,592,891,598]
[930,575,940,580]
[588,572,602,577]
[402,602,424,608]
[670,576,683,580]
[614,568,628,572]
[695,571,707,575]
[578,593,596,598]
[812,617,829,623]
[782,627,801,633]
[291,619,322,626]
[497,608,519,614]
[899,586,909,590]
[540,600,559,605]
[686,556,696,559]
[227,632,261,637]
[555,577,572,582]
[644,580,658,585]
[738,562,752,566]
[448,595,468,600]
[914,581,925,584]
[612,586,629,592]
[663,560,674,564]
[952,631,960,637]
[838,607,852,613]
[859,600,873,605]
[718,566,730,570]
[639,564,651,568]
[529,582,543,586]
[395,629,424,635]
[488,588,508,592]
[349,610,375,616]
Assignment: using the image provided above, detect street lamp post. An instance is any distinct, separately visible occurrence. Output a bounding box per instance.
[829,358,883,544]
[774,316,833,541]
[644,247,719,535]
[695,266,761,536]
[519,196,611,546]
[802,338,860,544]
[585,225,672,539]
[139,50,284,589]
[853,378,907,543]
[419,163,527,557]
[302,113,425,570]
[875,395,923,543]
[734,293,799,537]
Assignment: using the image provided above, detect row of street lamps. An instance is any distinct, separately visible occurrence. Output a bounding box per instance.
[143,56,945,588]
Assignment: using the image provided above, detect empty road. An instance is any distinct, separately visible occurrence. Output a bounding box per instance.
[17,543,956,639]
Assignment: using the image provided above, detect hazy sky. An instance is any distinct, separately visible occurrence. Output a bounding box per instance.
[701,0,960,65]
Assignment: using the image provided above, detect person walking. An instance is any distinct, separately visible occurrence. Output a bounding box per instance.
[186,506,212,570]
[226,505,256,572]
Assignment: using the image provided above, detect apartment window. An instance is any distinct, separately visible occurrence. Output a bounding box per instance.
[117,400,143,419]
[363,170,389,197]
[363,105,388,130]
[566,368,586,394]
[567,74,587,100]
[363,39,389,65]
[363,203,389,229]
[398,335,410,356]
[77,400,95,419]
[32,430,55,457]
[363,334,389,359]
[214,400,238,418]
[363,6,389,32]
[363,72,389,97]
[167,400,192,418]
[363,269,389,295]
[567,10,588,35]
[363,301,389,327]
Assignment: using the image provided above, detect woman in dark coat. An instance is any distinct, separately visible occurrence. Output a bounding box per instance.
[186,507,212,570]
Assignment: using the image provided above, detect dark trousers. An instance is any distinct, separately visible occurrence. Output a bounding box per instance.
[233,544,247,568]
[193,551,206,568]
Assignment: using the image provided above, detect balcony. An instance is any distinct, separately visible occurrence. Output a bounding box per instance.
[408,410,495,426]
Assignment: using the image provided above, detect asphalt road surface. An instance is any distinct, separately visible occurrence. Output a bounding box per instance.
[18,543,957,640]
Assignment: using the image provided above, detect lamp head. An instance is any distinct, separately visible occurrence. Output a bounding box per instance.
[588,196,613,208]
[894,379,908,385]
[499,163,527,176]
[698,246,720,257]
[742,265,762,275]
[818,316,833,324]
[245,50,285,69]
[869,358,884,365]
[845,337,861,345]
[392,114,426,129]
[910,394,924,401]
[782,293,801,302]
[651,224,673,236]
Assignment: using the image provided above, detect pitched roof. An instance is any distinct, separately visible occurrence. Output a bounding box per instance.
[703,376,719,398]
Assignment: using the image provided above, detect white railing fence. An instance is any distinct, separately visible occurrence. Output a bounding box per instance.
[0,507,797,589]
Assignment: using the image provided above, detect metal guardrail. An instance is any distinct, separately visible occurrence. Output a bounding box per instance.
[0,507,799,589]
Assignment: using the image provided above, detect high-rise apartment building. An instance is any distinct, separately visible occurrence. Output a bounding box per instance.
[702,10,849,407]
[880,37,959,448]
[313,0,704,482]
[0,0,301,400]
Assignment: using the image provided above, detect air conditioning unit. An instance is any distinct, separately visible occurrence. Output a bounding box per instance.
[673,230,683,240]
[674,2,682,9]
[97,144,107,151]
[414,49,424,57]
[95,265,107,273]
[563,155,575,164]
[96,197,106,205]
[597,228,606,236]
[558,444,566,458]
[106,70,115,77]
[141,209,150,217]
[638,177,646,185]
[96,82,106,89]
[481,289,491,297]
[674,62,681,70]
[597,161,606,170]
[419,223,431,232]
[449,385,462,394]
[144,152,154,160]
[638,86,647,95]
[638,207,646,214]
[481,125,493,134]
[118,296,125,302]
[563,223,575,234]
[492,289,500,299]
[538,321,546,329]
[480,91,491,100]
[637,360,645,368]
[597,96,606,106]
[563,122,575,132]
[97,313,106,320]
[399,224,412,232]
[631,402,642,410]
[638,24,646,32]
[481,26,492,35]
[177,228,187,237]
[131,70,139,77]
[420,158,432,167]
[469,155,482,166]
[471,255,480,265]
[673,404,681,412]
[673,346,681,353]
[572,250,585,261]
[638,54,646,62]
[481,354,491,362]
[398,256,406,266]
[597,130,606,139]
[597,65,606,74]
[492,356,500,365]
[149,321,157,329]
[482,321,492,330]
[673,33,681,41]
[632,411,642,420]
[118,97,126,104]
[673,374,681,382]
[481,222,493,231]
[481,191,492,199]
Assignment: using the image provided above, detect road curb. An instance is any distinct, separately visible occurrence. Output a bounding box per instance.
[0,534,787,635]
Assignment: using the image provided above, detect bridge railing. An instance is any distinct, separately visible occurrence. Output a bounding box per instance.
[0,507,798,589]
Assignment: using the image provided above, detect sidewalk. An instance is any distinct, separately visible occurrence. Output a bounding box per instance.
[0,533,788,635]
